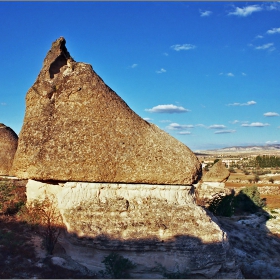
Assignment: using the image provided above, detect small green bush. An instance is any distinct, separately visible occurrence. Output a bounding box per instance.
[101,252,136,278]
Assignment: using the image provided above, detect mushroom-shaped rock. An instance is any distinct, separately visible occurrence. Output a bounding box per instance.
[0,123,18,175]
[203,160,230,183]
[11,37,201,184]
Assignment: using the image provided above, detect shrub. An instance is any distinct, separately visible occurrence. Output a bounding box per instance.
[208,191,235,217]
[101,252,136,278]
[21,194,63,255]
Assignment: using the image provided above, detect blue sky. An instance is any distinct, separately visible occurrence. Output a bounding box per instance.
[0,1,280,151]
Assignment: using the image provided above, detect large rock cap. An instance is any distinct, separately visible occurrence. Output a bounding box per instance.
[202,160,230,182]
[11,37,201,184]
[0,123,18,175]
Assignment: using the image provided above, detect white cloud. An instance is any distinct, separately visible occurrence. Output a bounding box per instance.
[200,10,212,17]
[209,124,226,129]
[145,104,190,114]
[263,112,279,117]
[255,43,274,50]
[242,72,247,76]
[267,27,280,34]
[143,117,153,122]
[227,72,234,77]
[266,140,278,144]
[131,64,138,68]
[166,123,194,130]
[156,68,166,74]
[178,131,191,135]
[228,5,263,17]
[241,122,270,127]
[214,130,236,134]
[170,44,196,51]
[255,35,264,39]
[196,124,207,128]
[163,52,169,56]
[230,120,239,124]
[0,102,7,106]
[227,100,257,106]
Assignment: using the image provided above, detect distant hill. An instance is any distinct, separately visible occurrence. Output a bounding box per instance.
[196,144,280,155]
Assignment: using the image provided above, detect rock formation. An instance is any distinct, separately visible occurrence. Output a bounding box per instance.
[11,37,242,278]
[0,123,18,175]
[203,160,230,183]
[26,180,242,278]
[11,37,201,185]
[196,160,231,207]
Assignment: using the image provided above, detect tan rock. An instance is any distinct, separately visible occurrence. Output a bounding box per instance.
[0,123,18,175]
[26,180,242,278]
[11,37,201,184]
[202,160,230,182]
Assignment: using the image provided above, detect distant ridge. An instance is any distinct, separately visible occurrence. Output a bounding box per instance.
[196,144,280,154]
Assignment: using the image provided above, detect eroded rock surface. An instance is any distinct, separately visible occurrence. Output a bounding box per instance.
[202,160,230,183]
[11,37,201,184]
[26,179,242,278]
[0,123,18,175]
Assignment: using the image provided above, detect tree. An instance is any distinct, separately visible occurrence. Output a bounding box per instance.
[23,195,63,255]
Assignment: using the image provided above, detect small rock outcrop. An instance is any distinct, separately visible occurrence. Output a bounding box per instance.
[11,37,201,184]
[0,123,18,175]
[203,160,230,183]
[196,160,231,207]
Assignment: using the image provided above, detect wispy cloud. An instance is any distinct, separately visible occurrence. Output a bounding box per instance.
[170,44,196,51]
[196,124,207,128]
[266,140,278,144]
[156,68,166,74]
[166,123,194,130]
[178,131,191,135]
[159,120,171,123]
[267,27,280,34]
[214,130,236,134]
[227,100,257,106]
[230,120,240,124]
[263,112,279,117]
[219,72,235,77]
[255,42,275,50]
[145,104,190,114]
[0,102,7,106]
[241,122,270,127]
[130,63,138,68]
[228,5,263,17]
[255,35,264,39]
[200,10,212,17]
[209,124,226,129]
[143,117,153,122]
[242,72,247,76]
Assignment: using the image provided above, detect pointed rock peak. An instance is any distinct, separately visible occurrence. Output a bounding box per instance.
[43,37,74,79]
[12,38,202,184]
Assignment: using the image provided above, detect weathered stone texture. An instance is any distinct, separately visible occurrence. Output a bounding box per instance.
[26,180,242,278]
[202,160,230,182]
[11,37,201,184]
[0,123,18,175]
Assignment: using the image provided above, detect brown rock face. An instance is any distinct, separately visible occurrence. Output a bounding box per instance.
[11,37,201,184]
[0,123,18,175]
[202,160,230,182]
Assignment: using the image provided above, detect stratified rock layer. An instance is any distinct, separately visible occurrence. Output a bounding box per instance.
[0,123,18,175]
[11,37,201,184]
[26,180,242,278]
[203,160,230,182]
